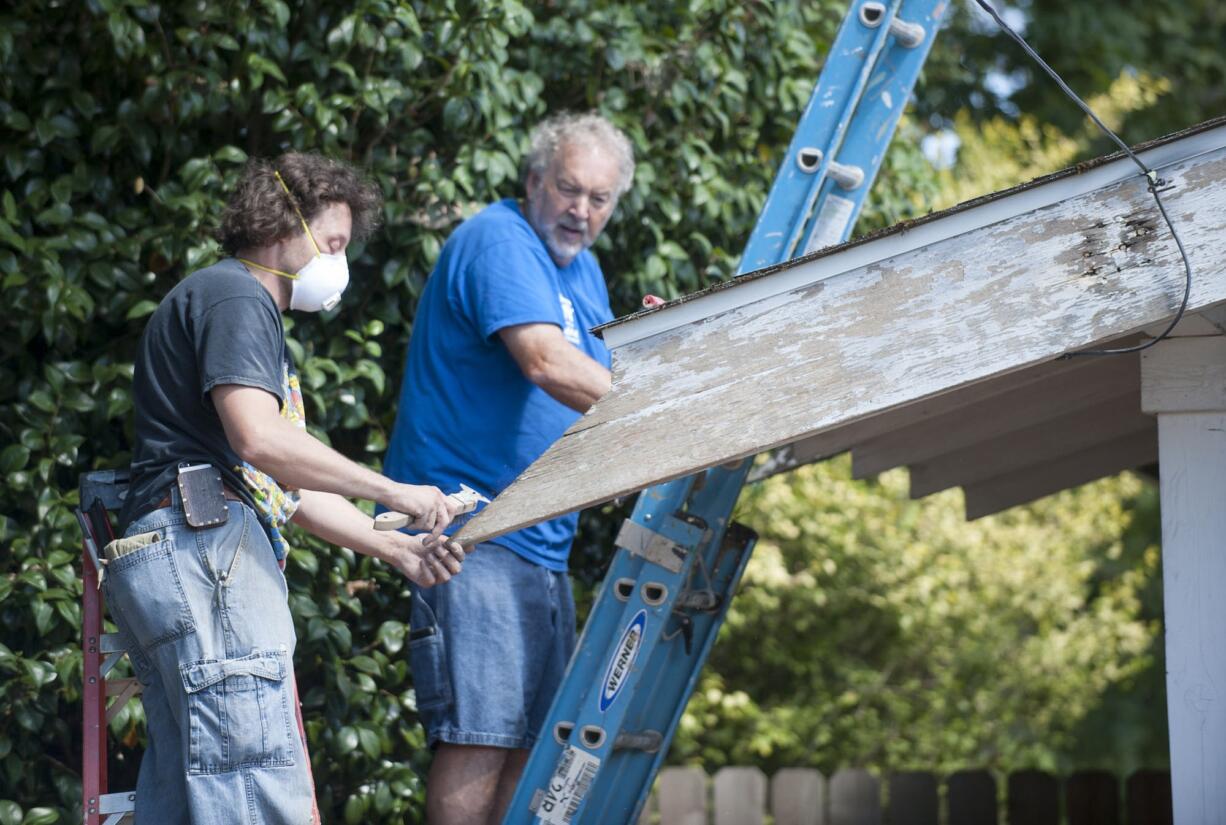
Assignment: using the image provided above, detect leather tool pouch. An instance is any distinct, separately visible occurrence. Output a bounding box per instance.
[177,463,230,528]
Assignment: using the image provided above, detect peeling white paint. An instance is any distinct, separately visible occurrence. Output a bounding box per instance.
[458,133,1226,546]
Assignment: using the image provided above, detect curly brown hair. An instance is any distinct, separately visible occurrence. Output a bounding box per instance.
[216,152,383,254]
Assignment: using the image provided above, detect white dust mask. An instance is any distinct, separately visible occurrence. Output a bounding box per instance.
[236,170,353,314]
[291,251,349,312]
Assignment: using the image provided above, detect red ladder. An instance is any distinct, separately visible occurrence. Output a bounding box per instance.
[75,470,138,825]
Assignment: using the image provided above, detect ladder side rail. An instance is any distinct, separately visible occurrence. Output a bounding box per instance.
[740,0,904,272]
[797,0,948,256]
[589,465,759,823]
[508,552,648,809]
[77,470,131,825]
[539,476,700,733]
[77,498,115,825]
[505,480,704,822]
[565,466,748,823]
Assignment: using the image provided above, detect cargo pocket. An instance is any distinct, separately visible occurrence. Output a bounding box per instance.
[103,534,196,650]
[181,649,297,775]
[408,590,453,713]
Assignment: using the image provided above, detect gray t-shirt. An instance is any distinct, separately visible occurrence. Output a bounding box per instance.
[119,258,286,529]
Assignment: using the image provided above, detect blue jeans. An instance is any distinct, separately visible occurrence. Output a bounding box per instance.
[104,500,315,824]
[410,543,576,749]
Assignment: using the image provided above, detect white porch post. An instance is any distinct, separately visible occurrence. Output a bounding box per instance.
[1141,335,1226,824]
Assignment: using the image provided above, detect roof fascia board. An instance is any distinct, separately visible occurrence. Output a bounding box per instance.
[601,121,1226,350]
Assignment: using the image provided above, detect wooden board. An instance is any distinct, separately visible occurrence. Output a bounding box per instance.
[1065,770,1120,825]
[713,767,768,825]
[886,772,937,825]
[947,770,997,825]
[849,354,1137,479]
[828,769,880,825]
[1007,770,1059,825]
[906,389,1152,498]
[658,766,707,825]
[1125,770,1172,825]
[770,768,825,825]
[751,354,1097,482]
[962,429,1157,519]
[458,129,1226,546]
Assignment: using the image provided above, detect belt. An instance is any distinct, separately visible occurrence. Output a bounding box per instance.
[145,483,245,517]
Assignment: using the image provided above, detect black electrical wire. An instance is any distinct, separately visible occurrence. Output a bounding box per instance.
[972,0,1193,357]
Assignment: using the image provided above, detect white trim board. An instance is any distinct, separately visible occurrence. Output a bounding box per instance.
[601,120,1226,350]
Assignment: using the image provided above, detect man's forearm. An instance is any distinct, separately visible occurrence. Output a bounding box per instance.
[290,488,395,560]
[246,420,394,504]
[532,348,611,412]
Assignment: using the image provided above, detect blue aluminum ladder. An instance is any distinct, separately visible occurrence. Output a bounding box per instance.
[504,2,948,821]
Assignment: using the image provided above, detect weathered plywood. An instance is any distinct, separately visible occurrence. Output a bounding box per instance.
[458,129,1226,546]
[1201,306,1226,333]
[751,354,1098,482]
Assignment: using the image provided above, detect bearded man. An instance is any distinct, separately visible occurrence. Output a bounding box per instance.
[382,113,636,824]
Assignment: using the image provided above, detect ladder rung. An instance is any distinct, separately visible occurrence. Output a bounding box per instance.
[100,633,127,654]
[105,679,143,725]
[889,16,926,47]
[105,678,142,697]
[858,2,926,47]
[613,730,663,753]
[99,791,136,814]
[101,652,125,678]
[675,590,721,611]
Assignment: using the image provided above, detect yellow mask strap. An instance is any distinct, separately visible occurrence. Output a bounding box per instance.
[238,169,324,280]
[274,170,322,256]
[237,257,298,280]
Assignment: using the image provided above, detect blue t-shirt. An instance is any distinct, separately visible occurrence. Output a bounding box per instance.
[383,199,614,570]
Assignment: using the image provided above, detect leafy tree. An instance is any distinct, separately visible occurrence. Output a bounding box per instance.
[919,0,1225,148]
[672,459,1158,775]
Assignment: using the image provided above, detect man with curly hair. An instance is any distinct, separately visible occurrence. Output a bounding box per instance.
[382,113,636,824]
[111,152,467,823]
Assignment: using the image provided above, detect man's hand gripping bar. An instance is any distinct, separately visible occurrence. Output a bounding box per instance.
[373,484,490,532]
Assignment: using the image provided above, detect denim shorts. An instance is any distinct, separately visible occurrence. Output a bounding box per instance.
[105,500,316,824]
[409,543,576,750]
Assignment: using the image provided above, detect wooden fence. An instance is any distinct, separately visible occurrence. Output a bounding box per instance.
[635,767,1172,825]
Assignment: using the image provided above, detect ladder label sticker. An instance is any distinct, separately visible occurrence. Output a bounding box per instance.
[600,609,646,712]
[805,194,856,254]
[536,746,601,825]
